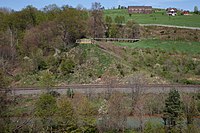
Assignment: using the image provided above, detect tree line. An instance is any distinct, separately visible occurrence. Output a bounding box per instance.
[0,3,139,59]
[0,3,140,80]
[1,71,200,132]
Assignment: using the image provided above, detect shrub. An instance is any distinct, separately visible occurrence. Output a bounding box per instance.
[39,70,55,89]
[35,94,57,130]
[59,59,75,75]
[144,121,165,133]
[195,64,200,75]
[48,91,61,97]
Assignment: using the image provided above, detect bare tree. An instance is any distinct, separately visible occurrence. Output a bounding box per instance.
[98,92,128,132]
[84,87,93,100]
[182,93,198,125]
[125,20,140,39]
[128,73,146,114]
[89,2,105,38]
[104,77,117,100]
[128,73,147,132]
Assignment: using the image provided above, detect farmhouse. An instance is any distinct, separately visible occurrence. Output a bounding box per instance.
[181,10,190,15]
[166,8,177,16]
[128,6,153,14]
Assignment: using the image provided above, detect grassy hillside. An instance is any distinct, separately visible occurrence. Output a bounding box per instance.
[104,9,200,27]
[113,39,200,84]
[115,39,200,54]
[16,44,134,87]
[13,40,200,86]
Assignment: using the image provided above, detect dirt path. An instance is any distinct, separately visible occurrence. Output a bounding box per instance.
[96,42,132,69]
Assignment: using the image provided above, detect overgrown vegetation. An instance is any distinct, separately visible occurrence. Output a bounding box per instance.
[113,41,200,84]
[2,87,200,132]
[1,2,200,133]
[0,3,141,87]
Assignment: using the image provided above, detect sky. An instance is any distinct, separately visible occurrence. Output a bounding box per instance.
[0,0,199,11]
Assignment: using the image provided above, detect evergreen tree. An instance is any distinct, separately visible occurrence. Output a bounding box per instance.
[55,97,77,132]
[35,94,57,131]
[194,6,199,14]
[163,89,183,127]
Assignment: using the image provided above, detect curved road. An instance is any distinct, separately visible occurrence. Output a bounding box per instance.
[140,24,200,30]
[3,84,200,95]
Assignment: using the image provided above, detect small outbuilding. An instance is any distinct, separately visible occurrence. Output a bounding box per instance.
[76,38,94,44]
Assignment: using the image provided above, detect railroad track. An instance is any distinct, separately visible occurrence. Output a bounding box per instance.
[1,84,200,95]
[8,84,200,90]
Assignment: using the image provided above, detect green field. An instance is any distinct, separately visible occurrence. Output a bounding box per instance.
[104,9,200,27]
[115,39,200,54]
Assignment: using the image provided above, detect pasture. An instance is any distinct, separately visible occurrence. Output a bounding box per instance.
[115,39,200,54]
[104,9,200,27]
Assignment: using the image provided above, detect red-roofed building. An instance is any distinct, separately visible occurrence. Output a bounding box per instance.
[181,10,190,15]
[128,6,153,14]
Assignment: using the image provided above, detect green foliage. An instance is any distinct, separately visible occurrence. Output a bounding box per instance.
[114,15,125,25]
[114,39,200,84]
[48,91,60,97]
[105,15,113,25]
[67,88,74,98]
[115,40,200,54]
[195,64,200,75]
[35,93,57,118]
[30,49,47,71]
[56,8,88,47]
[144,121,165,133]
[184,124,200,133]
[59,59,75,75]
[194,6,199,14]
[0,70,11,132]
[35,93,57,131]
[0,70,9,89]
[55,97,77,132]
[39,70,55,89]
[197,100,200,112]
[109,24,119,38]
[76,96,97,132]
[163,89,183,127]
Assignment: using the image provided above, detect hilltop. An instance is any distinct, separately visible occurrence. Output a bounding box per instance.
[104,9,200,27]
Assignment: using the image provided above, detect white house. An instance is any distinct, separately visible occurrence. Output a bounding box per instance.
[166,8,177,16]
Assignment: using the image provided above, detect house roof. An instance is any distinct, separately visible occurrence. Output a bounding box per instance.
[128,6,152,9]
[166,8,177,11]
